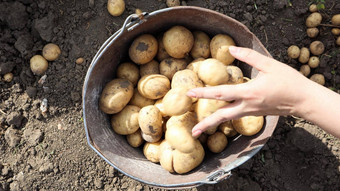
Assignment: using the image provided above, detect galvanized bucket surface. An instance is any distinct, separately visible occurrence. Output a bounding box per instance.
[82,6,279,189]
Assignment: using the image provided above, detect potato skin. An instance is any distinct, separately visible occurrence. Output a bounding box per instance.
[226,65,244,84]
[219,121,238,137]
[129,34,158,64]
[308,56,319,68]
[210,34,235,65]
[186,58,204,74]
[117,62,140,86]
[190,31,211,59]
[162,87,192,116]
[138,105,163,137]
[171,69,204,89]
[137,74,170,99]
[107,0,125,16]
[306,12,322,27]
[331,14,340,25]
[42,43,61,61]
[156,34,170,61]
[310,74,325,86]
[299,65,311,77]
[287,45,300,59]
[160,58,187,80]
[163,26,194,58]
[111,105,140,135]
[127,129,144,147]
[298,47,310,64]
[30,55,48,75]
[143,141,162,163]
[310,41,324,56]
[159,140,175,173]
[129,88,155,108]
[232,116,264,136]
[207,132,228,153]
[306,28,319,38]
[140,60,160,77]
[99,78,134,114]
[198,58,229,86]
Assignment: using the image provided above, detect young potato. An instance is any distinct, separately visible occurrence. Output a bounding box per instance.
[198,58,229,86]
[306,12,322,27]
[127,129,144,147]
[308,56,320,68]
[190,31,211,59]
[3,73,13,82]
[219,121,238,137]
[162,87,193,116]
[287,45,300,59]
[129,34,158,64]
[116,62,140,86]
[331,14,340,25]
[156,34,170,62]
[232,116,264,136]
[137,74,170,99]
[171,69,204,90]
[42,43,61,61]
[306,28,319,38]
[207,132,228,153]
[140,60,159,77]
[226,65,244,84]
[299,65,311,77]
[143,141,162,163]
[298,47,310,64]
[210,34,235,65]
[163,25,194,58]
[166,0,180,7]
[309,4,317,12]
[129,88,155,108]
[186,58,204,74]
[111,105,140,135]
[107,0,125,16]
[99,78,134,114]
[30,55,48,75]
[160,58,187,80]
[159,140,175,173]
[310,41,324,56]
[331,28,340,36]
[138,105,163,136]
[310,74,325,86]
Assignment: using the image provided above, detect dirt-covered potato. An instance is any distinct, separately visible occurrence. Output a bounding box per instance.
[140,60,159,77]
[30,55,48,75]
[310,74,325,85]
[159,140,175,173]
[129,34,158,64]
[127,129,144,147]
[160,58,187,80]
[162,87,193,116]
[137,74,170,99]
[99,78,134,114]
[331,28,340,36]
[186,58,204,74]
[232,116,264,136]
[138,105,163,141]
[309,4,317,12]
[210,34,235,65]
[310,41,324,55]
[298,47,310,64]
[111,105,140,135]
[198,58,229,86]
[129,88,155,108]
[116,62,139,86]
[143,141,162,163]
[171,69,204,90]
[306,12,322,28]
[287,45,300,59]
[306,28,319,38]
[299,65,311,77]
[190,31,211,59]
[219,121,238,137]
[3,73,13,82]
[207,132,228,153]
[308,56,320,68]
[42,43,61,61]
[331,14,340,25]
[166,0,180,7]
[156,34,170,62]
[107,0,125,16]
[226,65,244,84]
[163,25,194,58]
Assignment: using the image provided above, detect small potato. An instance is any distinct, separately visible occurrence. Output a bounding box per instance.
[309,4,318,12]
[299,65,311,77]
[163,26,194,58]
[99,78,134,114]
[306,28,319,38]
[308,56,320,68]
[186,58,204,74]
[156,34,170,62]
[331,14,340,25]
[331,28,340,36]
[162,87,193,116]
[107,0,125,16]
[171,69,204,90]
[154,98,167,117]
[143,141,162,163]
[3,73,13,82]
[306,12,322,28]
[75,57,84,64]
[127,129,144,147]
[30,55,48,75]
[310,41,324,55]
[140,60,159,76]
[310,74,325,86]
[287,45,300,59]
[337,36,340,46]
[298,47,310,64]
[159,140,175,173]
[138,105,163,136]
[226,65,244,84]
[210,34,235,65]
[42,43,61,61]
[160,58,187,80]
[190,31,211,59]
[116,62,139,86]
[207,132,228,153]
[198,58,229,86]
[219,121,238,137]
[111,105,140,135]
[129,88,155,108]
[166,0,180,7]
[129,34,158,64]
[232,116,264,136]
[137,74,170,99]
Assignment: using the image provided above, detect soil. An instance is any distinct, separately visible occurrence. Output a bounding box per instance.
[0,0,339,190]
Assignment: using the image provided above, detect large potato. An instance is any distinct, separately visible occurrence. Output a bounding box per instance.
[129,88,155,108]
[207,132,228,153]
[210,34,235,65]
[30,55,48,75]
[159,140,175,173]
[156,34,170,61]
[138,105,163,137]
[218,121,238,137]
[107,0,125,16]
[159,58,187,80]
[226,65,243,84]
[306,12,322,27]
[143,141,162,163]
[232,116,264,136]
[99,78,133,114]
[198,58,229,86]
[127,129,144,147]
[116,62,140,86]
[111,105,140,135]
[171,69,204,89]
[163,26,194,58]
[162,87,193,116]
[190,31,211,59]
[42,43,61,61]
[137,74,170,99]
[140,60,159,77]
[129,34,158,64]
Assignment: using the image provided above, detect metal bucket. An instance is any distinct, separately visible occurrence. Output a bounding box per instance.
[82,6,279,189]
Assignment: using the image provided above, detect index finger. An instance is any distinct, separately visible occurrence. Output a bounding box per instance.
[187,84,246,101]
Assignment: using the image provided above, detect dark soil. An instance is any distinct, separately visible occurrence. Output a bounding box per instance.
[0,0,339,190]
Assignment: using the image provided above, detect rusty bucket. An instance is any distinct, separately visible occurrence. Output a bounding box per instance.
[82,6,279,189]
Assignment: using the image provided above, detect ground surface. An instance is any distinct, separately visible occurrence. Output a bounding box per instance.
[0,0,340,190]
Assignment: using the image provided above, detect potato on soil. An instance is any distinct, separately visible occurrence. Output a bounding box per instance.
[207,132,228,153]
[143,141,162,163]
[166,0,180,7]
[210,34,235,65]
[162,87,193,116]
[190,31,211,59]
[298,47,310,64]
[138,105,163,136]
[186,58,204,74]
[171,69,204,90]
[137,74,170,99]
[107,0,125,16]
[160,58,187,80]
[129,34,158,64]
[306,28,319,38]
[219,121,238,137]
[111,105,140,135]
[226,65,244,84]
[299,65,311,77]
[163,26,194,58]
[3,73,13,82]
[337,37,340,46]
[309,41,324,56]
[30,55,48,75]
[310,74,325,86]
[287,45,300,59]
[156,34,170,61]
[308,56,319,68]
[140,60,159,76]
[331,14,340,26]
[129,88,155,108]
[117,62,139,86]
[309,4,317,12]
[42,43,61,61]
[331,28,340,36]
[127,129,144,147]
[198,58,229,86]
[232,116,264,136]
[306,12,322,28]
[99,78,134,114]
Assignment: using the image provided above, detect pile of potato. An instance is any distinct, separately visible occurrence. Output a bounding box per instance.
[99,26,264,174]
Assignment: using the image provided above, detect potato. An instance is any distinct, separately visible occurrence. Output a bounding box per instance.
[310,74,325,86]
[308,56,320,68]
[306,12,322,27]
[186,58,204,74]
[310,41,324,55]
[163,26,194,58]
[159,140,175,173]
[298,47,310,64]
[299,65,311,77]
[143,141,162,163]
[117,62,139,86]
[138,105,163,136]
[99,78,134,114]
[171,69,204,90]
[198,58,229,86]
[137,74,170,99]
[111,105,140,135]
[287,45,300,59]
[337,36,340,46]
[30,55,48,75]
[141,131,162,143]
[160,58,187,80]
[129,34,158,64]
[210,34,235,65]
[42,43,61,61]
[207,132,228,153]
[156,34,170,62]
[166,0,180,7]
[331,28,340,36]
[331,14,340,25]
[129,88,155,108]
[190,31,211,59]
[232,116,264,136]
[198,133,208,145]
[3,73,13,82]
[140,60,159,77]
[127,129,144,147]
[163,87,193,116]
[219,121,238,137]
[75,57,84,65]
[226,65,244,84]
[306,28,319,38]
[154,98,167,117]
[107,0,125,16]
[309,4,317,12]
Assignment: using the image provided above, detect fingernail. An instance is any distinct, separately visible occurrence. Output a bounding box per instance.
[187,90,197,98]
[229,46,240,54]
[192,129,202,138]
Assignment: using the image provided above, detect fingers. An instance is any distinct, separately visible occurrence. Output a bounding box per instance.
[187,84,246,101]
